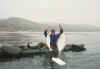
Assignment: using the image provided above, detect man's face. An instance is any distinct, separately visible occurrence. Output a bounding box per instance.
[51,32,55,35]
[51,30,55,35]
[51,29,55,35]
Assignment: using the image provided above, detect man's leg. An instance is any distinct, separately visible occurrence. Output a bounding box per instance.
[50,45,59,57]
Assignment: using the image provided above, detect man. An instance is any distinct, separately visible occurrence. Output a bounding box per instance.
[44,25,64,57]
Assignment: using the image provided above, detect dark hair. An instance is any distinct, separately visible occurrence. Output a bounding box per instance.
[51,29,55,32]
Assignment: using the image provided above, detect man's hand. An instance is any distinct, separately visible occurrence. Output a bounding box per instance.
[59,24,63,29]
[45,25,50,33]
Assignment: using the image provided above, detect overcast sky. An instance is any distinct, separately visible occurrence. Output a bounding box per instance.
[0,0,100,25]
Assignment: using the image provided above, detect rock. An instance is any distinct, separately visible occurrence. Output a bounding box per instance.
[64,44,86,52]
[0,42,86,59]
[2,46,22,55]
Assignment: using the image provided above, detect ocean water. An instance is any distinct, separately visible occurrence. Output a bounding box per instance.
[0,32,100,69]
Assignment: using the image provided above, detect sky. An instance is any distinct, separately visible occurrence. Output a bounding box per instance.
[0,0,100,25]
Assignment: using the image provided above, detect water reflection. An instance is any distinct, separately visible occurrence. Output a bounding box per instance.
[43,52,68,69]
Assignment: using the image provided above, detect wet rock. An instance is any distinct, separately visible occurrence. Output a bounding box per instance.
[1,46,22,55]
[37,42,86,52]
[64,44,86,52]
[0,42,86,59]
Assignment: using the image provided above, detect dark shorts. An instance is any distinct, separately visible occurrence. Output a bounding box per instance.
[50,45,57,49]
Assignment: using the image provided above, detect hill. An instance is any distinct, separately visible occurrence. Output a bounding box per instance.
[0,17,43,32]
[0,17,100,32]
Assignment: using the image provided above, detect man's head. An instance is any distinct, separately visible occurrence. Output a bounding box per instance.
[51,29,55,35]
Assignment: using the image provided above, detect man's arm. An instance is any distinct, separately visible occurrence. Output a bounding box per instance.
[56,25,64,38]
[60,26,63,34]
[59,25,64,34]
[44,29,48,37]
